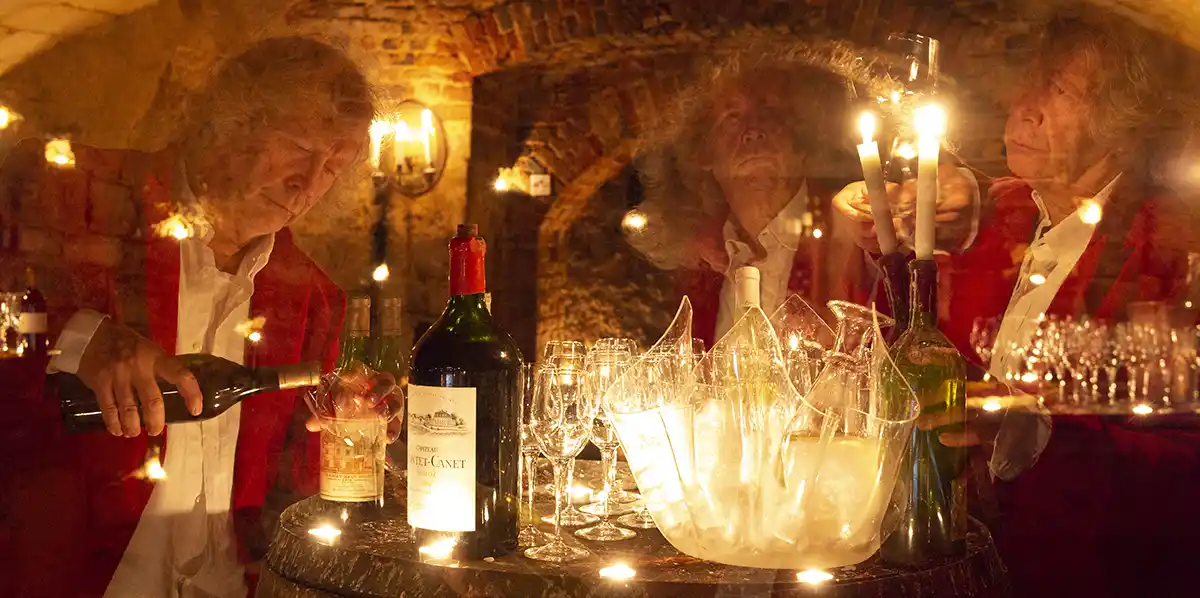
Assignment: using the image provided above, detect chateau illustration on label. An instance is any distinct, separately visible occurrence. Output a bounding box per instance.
[410,409,470,436]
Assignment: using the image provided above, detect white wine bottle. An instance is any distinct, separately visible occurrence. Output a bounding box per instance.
[55,355,321,434]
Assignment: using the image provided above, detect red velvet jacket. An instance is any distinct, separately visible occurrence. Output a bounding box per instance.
[3,145,344,597]
[921,178,1200,597]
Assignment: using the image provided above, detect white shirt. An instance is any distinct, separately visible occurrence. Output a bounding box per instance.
[50,172,275,598]
[714,183,809,342]
[986,176,1120,480]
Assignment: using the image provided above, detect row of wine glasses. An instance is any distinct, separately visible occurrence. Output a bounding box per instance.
[520,338,652,563]
[972,314,1200,412]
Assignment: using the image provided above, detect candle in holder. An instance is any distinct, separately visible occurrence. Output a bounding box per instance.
[368,120,389,173]
[393,121,411,170]
[421,108,434,167]
[855,112,899,255]
[913,103,946,260]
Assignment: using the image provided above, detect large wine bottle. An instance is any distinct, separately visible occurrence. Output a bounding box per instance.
[881,259,968,565]
[55,355,321,434]
[408,224,523,560]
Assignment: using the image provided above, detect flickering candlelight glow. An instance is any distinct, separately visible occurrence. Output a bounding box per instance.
[1133,403,1154,416]
[372,263,390,282]
[493,177,509,192]
[622,209,648,232]
[308,524,342,544]
[812,228,823,239]
[914,103,947,139]
[144,456,166,480]
[44,138,75,168]
[154,213,195,240]
[1020,372,1039,384]
[796,569,834,584]
[368,120,389,171]
[421,108,434,165]
[1080,200,1103,225]
[0,105,15,129]
[247,331,262,343]
[599,562,636,580]
[982,399,1003,412]
[896,142,916,160]
[394,121,411,167]
[235,316,266,340]
[1029,273,1047,286]
[418,537,457,560]
[858,112,876,145]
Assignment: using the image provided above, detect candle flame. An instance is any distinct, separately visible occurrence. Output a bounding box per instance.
[44,138,76,168]
[247,331,262,343]
[982,399,1003,412]
[372,263,390,282]
[493,176,509,192]
[154,213,196,240]
[796,569,833,584]
[599,562,636,580]
[1028,273,1047,286]
[394,120,411,141]
[0,105,15,129]
[1133,403,1153,416]
[812,227,823,239]
[914,103,947,139]
[421,109,434,136]
[235,317,267,340]
[858,112,876,145]
[308,524,342,543]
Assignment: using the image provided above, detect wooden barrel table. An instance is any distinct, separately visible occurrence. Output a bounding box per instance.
[259,472,1010,598]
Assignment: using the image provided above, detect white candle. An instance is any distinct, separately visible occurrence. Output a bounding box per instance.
[855,112,899,255]
[368,120,389,173]
[394,121,411,169]
[913,103,946,260]
[421,109,434,166]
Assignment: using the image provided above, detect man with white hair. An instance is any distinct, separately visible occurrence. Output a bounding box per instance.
[12,37,374,597]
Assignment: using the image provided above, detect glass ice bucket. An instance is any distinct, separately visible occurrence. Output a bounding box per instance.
[605,297,920,570]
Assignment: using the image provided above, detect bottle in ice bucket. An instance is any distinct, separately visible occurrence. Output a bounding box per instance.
[881,259,968,565]
[408,224,523,560]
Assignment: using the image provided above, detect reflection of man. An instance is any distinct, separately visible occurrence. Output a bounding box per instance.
[628,58,847,345]
[11,38,372,597]
[837,13,1199,597]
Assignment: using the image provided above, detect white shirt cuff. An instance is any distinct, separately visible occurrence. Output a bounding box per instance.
[988,409,1053,481]
[47,309,108,374]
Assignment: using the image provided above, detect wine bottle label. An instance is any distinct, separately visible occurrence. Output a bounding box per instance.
[19,313,47,334]
[319,418,386,502]
[407,384,477,532]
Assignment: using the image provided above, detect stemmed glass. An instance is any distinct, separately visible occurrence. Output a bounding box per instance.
[584,338,641,506]
[524,361,598,563]
[539,345,598,527]
[517,362,552,548]
[575,347,637,541]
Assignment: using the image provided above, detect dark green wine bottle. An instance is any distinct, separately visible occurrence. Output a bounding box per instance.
[407,224,523,561]
[881,259,968,565]
[56,355,321,434]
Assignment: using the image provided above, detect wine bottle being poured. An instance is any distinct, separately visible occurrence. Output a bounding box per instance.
[54,355,322,434]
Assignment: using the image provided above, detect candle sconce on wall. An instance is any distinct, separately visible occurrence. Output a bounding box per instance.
[368,100,447,198]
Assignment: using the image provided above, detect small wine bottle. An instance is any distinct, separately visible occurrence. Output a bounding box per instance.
[20,266,48,357]
[54,355,321,434]
[336,296,371,372]
[881,259,968,565]
[408,224,523,561]
[734,265,761,313]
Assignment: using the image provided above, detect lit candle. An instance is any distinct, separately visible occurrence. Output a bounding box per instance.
[913,103,946,260]
[421,109,434,166]
[394,121,411,169]
[368,120,389,173]
[855,112,899,255]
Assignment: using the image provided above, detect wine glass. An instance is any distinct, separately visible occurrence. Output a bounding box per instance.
[525,362,598,563]
[543,340,587,360]
[537,351,599,528]
[576,347,637,541]
[518,362,552,548]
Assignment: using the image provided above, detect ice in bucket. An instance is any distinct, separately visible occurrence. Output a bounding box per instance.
[605,297,919,570]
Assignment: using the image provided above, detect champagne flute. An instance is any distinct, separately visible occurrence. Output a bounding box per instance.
[576,347,636,541]
[524,362,597,563]
[518,362,552,547]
